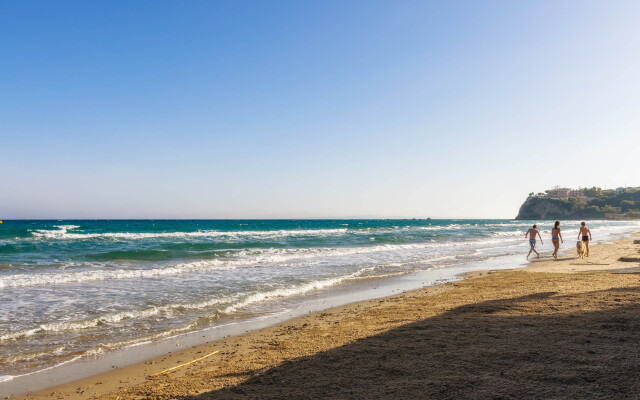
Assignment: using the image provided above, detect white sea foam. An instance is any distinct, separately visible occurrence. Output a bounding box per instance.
[26,221,639,243]
[0,238,517,289]
[3,346,67,364]
[222,268,372,314]
[0,261,224,289]
[0,308,163,341]
[0,269,371,342]
[25,222,551,241]
[30,225,80,239]
[0,301,216,342]
[30,227,349,240]
[490,230,524,237]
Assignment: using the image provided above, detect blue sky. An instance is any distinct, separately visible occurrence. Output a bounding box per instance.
[2,1,639,218]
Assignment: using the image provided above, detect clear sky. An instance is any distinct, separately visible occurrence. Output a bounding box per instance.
[1,1,639,219]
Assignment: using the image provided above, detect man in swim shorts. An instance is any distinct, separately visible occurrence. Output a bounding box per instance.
[578,221,592,257]
[525,224,543,260]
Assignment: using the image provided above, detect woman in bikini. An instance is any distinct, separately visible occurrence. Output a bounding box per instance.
[551,220,563,259]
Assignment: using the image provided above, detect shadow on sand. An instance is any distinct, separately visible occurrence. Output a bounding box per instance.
[176,287,640,400]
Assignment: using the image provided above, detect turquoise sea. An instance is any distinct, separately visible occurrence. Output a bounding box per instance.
[1,219,639,383]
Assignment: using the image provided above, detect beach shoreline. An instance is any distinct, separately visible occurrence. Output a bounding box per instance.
[3,218,565,386]
[1,250,527,398]
[8,232,640,399]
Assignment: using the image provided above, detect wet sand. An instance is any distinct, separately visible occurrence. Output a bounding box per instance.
[14,234,640,399]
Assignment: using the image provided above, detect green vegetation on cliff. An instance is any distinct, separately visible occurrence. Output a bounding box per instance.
[516,187,640,220]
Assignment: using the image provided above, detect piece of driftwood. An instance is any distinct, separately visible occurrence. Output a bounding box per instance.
[149,350,219,377]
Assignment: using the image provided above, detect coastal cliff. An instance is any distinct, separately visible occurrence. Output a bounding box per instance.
[515,187,640,220]
[515,197,576,220]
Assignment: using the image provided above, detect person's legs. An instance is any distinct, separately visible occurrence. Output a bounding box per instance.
[585,240,589,257]
[527,239,536,259]
[529,240,540,259]
[553,240,559,258]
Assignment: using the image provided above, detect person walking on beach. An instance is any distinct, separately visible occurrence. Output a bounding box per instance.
[525,224,543,260]
[578,222,592,257]
[551,221,563,259]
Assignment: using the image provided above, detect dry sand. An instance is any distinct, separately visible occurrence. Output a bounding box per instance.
[14,234,640,399]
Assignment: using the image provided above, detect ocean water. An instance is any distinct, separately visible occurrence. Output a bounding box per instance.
[1,219,639,382]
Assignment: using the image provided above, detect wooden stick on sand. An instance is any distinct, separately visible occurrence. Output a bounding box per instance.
[149,350,219,378]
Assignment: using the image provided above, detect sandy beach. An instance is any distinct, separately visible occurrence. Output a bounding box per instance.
[6,1,640,398]
[13,233,640,399]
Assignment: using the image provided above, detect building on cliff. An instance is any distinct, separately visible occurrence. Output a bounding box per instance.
[548,187,583,199]
[616,186,640,194]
